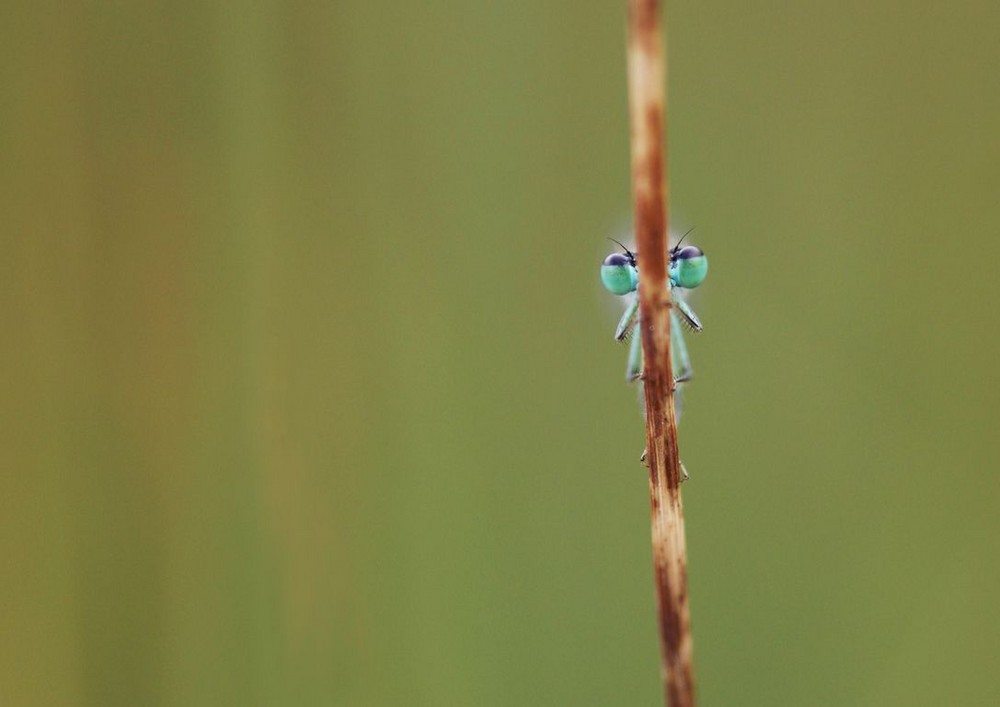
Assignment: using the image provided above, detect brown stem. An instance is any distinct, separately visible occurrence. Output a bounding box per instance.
[625,1,696,705]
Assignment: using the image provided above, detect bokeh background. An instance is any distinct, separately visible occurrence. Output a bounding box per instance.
[3,1,1000,705]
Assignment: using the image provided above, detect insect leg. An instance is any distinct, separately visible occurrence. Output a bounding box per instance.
[626,318,643,382]
[670,311,694,384]
[615,293,640,341]
[675,297,702,333]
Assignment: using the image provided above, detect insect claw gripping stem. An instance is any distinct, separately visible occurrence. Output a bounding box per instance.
[641,448,690,483]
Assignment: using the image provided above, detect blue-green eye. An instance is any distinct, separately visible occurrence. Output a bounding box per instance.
[601,252,638,295]
[670,245,708,289]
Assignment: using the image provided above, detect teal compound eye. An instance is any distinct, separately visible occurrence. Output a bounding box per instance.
[601,252,639,295]
[669,245,708,289]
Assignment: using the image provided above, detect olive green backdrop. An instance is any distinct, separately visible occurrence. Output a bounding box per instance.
[3,1,999,705]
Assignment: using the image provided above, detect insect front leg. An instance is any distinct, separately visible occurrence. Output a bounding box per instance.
[670,311,694,384]
[626,319,643,382]
[675,296,702,332]
[615,293,640,341]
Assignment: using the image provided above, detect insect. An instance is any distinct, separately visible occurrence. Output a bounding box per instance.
[600,233,708,473]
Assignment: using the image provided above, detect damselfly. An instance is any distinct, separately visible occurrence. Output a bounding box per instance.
[600,234,708,472]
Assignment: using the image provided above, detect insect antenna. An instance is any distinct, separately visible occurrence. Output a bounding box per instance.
[608,237,637,265]
[670,226,697,256]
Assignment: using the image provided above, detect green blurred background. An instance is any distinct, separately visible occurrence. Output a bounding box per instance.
[3,1,1000,705]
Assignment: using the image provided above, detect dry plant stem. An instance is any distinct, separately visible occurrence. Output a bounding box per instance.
[626,0,696,705]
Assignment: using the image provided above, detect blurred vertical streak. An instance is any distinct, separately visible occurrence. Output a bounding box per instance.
[0,1,288,705]
[1,4,88,704]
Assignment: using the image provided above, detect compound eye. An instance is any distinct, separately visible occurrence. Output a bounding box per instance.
[600,252,638,295]
[670,245,708,289]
